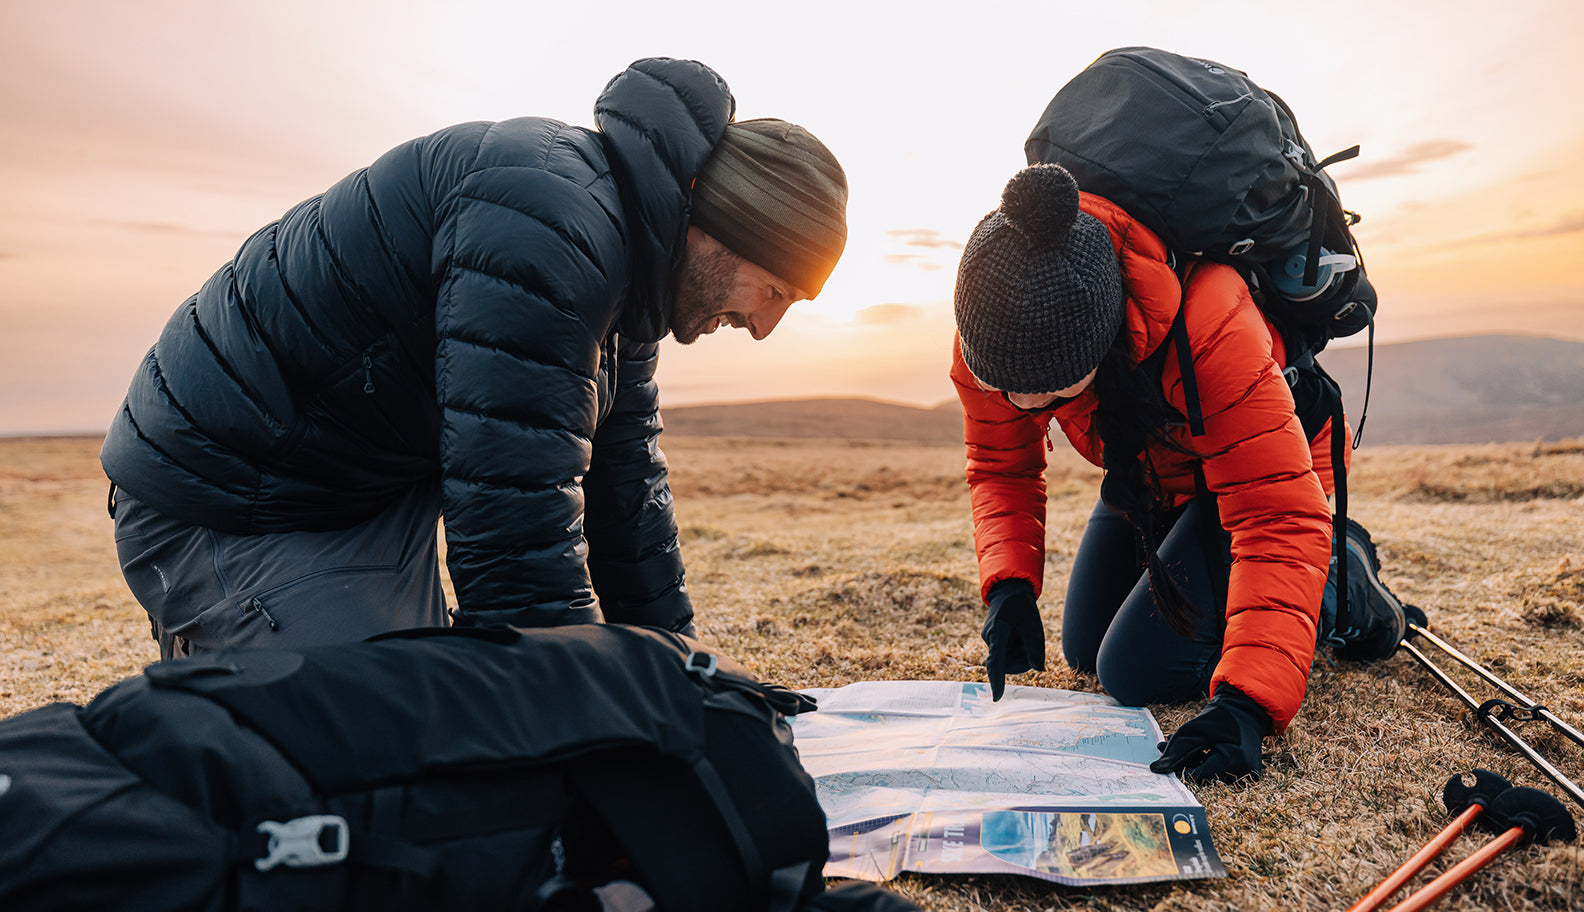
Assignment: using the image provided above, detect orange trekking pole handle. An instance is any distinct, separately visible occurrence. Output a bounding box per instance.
[1383,785,1575,912]
[1347,805,1481,912]
[1381,827,1525,912]
[1346,770,1510,912]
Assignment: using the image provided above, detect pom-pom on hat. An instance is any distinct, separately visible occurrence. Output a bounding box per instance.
[953,164,1125,394]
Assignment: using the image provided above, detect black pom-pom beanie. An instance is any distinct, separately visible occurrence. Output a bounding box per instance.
[953,164,1125,394]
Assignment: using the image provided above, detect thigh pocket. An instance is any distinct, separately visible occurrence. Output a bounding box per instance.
[194,563,445,650]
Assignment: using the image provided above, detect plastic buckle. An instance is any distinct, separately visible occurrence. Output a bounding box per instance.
[255,815,350,871]
[683,651,719,681]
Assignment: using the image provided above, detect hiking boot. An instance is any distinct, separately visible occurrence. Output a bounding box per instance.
[1329,518,1409,661]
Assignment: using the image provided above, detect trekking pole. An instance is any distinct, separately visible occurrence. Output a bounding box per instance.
[1408,622,1584,750]
[1346,770,1512,912]
[1400,621,1584,811]
[1381,785,1576,912]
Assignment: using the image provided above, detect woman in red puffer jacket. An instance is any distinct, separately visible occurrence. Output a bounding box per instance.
[951,164,1390,783]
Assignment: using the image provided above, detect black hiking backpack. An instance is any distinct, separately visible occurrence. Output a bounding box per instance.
[1025,45,1377,362]
[1025,46,1379,644]
[0,624,919,912]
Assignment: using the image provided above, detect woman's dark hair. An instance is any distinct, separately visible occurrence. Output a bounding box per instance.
[1090,327,1205,637]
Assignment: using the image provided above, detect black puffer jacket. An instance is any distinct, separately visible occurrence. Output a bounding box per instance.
[101,58,734,630]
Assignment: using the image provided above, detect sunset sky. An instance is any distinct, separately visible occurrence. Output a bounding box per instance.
[3,0,1582,434]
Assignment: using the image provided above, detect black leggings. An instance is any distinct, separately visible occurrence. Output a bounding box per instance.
[1061,495,1232,707]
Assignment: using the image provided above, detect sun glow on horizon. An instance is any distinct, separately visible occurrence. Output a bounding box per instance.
[3,0,1583,431]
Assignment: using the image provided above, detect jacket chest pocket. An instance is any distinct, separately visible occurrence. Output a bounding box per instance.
[310,336,436,459]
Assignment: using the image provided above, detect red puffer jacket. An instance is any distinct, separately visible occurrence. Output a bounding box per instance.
[951,193,1339,731]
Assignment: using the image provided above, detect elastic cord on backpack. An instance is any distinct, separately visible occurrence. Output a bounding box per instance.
[1353,317,1376,449]
[1327,368,1350,637]
[1301,146,1360,286]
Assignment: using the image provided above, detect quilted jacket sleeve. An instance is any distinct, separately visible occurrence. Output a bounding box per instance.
[433,120,628,628]
[582,336,692,630]
[952,335,1051,602]
[1165,266,1333,731]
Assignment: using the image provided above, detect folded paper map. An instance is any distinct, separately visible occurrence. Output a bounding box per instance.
[791,681,1225,886]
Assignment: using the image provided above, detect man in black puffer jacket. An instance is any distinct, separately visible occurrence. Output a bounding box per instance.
[100,57,848,659]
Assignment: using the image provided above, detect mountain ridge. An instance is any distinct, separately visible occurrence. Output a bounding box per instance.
[661,334,1584,446]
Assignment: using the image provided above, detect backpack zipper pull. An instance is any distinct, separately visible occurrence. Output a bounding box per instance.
[362,354,375,394]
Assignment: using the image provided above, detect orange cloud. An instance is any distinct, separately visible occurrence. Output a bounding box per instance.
[880,228,963,272]
[885,228,963,250]
[1341,139,1474,180]
[92,220,244,238]
[1435,212,1584,248]
[880,253,948,271]
[855,303,923,325]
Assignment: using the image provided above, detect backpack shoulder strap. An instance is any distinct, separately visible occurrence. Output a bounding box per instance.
[1170,308,1206,438]
[1147,256,1206,438]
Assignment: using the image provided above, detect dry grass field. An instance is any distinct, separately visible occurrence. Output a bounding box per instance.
[3,434,1582,910]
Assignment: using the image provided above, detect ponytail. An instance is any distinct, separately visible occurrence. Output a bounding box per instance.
[1091,329,1204,637]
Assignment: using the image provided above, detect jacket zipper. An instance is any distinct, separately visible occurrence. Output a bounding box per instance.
[1037,413,1056,452]
[246,597,280,631]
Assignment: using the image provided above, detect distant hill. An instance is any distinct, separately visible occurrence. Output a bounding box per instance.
[663,397,963,443]
[663,334,1584,446]
[1318,334,1584,445]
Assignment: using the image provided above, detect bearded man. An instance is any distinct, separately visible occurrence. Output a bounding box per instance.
[100,57,848,658]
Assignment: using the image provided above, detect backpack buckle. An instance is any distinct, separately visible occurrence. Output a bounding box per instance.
[255,815,350,871]
[683,651,719,681]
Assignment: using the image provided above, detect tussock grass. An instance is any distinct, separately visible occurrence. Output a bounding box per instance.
[3,435,1583,910]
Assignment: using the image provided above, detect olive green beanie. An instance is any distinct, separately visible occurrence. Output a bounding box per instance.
[690,118,849,297]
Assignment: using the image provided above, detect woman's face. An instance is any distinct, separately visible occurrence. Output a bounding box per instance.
[974,367,1098,411]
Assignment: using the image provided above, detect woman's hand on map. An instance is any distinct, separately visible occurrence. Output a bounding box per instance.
[1149,684,1270,783]
[981,578,1046,701]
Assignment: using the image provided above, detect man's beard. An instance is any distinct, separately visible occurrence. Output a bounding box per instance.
[669,243,742,344]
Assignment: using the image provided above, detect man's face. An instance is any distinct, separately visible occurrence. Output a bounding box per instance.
[670,228,806,345]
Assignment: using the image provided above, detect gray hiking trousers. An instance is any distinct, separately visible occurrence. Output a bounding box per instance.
[110,482,448,660]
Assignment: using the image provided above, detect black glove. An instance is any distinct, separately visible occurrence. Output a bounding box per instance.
[1150,684,1270,783]
[982,578,1045,701]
